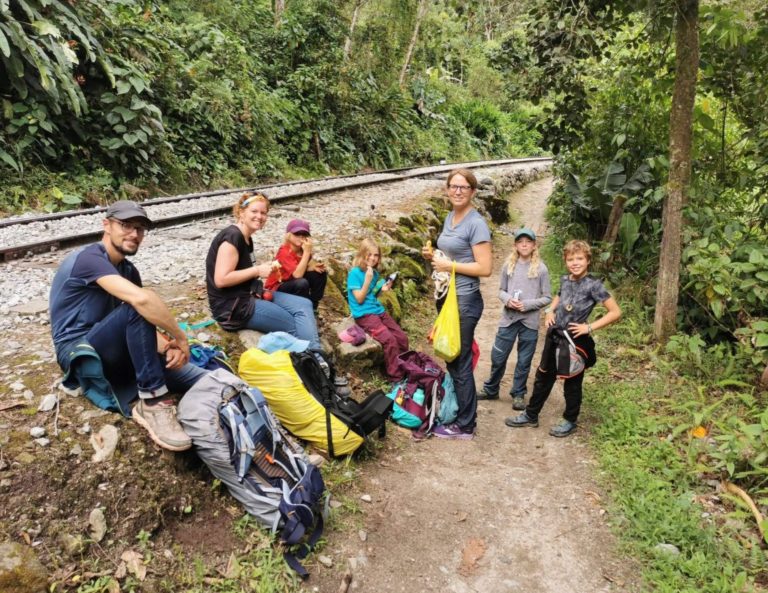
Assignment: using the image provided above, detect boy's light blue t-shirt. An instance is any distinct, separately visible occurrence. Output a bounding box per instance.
[436,208,491,295]
[347,266,385,318]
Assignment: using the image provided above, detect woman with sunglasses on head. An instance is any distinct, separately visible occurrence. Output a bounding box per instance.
[264,219,327,312]
[205,193,322,352]
[421,169,492,440]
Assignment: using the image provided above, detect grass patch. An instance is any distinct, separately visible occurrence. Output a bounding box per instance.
[582,296,768,591]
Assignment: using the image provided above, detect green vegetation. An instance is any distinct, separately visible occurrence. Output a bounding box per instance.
[531,3,768,584]
[0,0,543,213]
[581,300,768,592]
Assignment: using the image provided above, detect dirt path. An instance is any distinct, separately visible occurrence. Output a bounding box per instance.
[310,177,637,593]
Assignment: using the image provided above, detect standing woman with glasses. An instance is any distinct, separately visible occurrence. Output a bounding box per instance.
[206,192,322,352]
[422,169,492,440]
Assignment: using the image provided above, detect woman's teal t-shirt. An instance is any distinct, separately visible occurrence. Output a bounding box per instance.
[346,266,385,318]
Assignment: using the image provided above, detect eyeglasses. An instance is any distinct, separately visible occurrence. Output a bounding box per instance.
[111,219,149,235]
[448,184,472,193]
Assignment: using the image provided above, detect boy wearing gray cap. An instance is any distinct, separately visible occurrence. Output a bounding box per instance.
[50,201,206,451]
[478,228,551,410]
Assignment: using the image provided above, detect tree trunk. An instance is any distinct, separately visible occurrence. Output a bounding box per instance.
[603,195,627,245]
[399,0,430,87]
[653,0,699,343]
[343,0,365,61]
[273,0,286,27]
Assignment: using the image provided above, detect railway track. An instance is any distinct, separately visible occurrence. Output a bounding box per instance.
[0,157,551,261]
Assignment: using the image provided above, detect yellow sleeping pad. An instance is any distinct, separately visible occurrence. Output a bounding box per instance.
[238,348,364,456]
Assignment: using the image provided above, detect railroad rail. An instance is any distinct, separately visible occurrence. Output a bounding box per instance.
[0,157,551,261]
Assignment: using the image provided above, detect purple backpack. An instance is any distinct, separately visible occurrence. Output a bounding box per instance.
[394,351,446,424]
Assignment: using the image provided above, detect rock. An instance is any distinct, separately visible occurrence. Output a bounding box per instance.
[0,540,48,593]
[197,332,211,342]
[34,438,50,447]
[10,381,25,392]
[90,425,120,463]
[654,543,680,557]
[360,494,372,503]
[0,458,7,471]
[38,394,58,412]
[358,530,367,542]
[237,329,265,350]
[9,299,49,315]
[69,444,83,457]
[22,390,34,401]
[29,427,46,438]
[58,382,82,397]
[59,533,86,557]
[80,409,110,421]
[89,508,107,542]
[318,555,333,568]
[329,499,343,509]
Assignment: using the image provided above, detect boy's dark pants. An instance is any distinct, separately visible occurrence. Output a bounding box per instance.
[525,329,596,424]
[277,271,327,310]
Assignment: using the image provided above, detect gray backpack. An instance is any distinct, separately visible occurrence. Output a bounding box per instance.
[177,369,326,577]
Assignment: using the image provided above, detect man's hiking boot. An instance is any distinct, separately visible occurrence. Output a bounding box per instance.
[512,396,526,411]
[133,399,192,452]
[432,423,475,440]
[476,387,499,401]
[504,412,539,428]
[549,419,577,438]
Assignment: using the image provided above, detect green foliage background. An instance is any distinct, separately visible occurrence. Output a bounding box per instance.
[0,0,543,212]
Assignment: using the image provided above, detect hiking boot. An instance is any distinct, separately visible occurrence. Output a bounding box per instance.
[549,420,577,438]
[512,396,526,411]
[432,423,475,441]
[504,412,539,428]
[132,399,192,452]
[476,387,499,401]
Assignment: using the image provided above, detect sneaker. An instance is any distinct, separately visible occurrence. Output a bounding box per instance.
[512,396,526,411]
[476,388,499,401]
[132,399,192,452]
[549,420,577,438]
[432,423,475,440]
[504,412,539,428]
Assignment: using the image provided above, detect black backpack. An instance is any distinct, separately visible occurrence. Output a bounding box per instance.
[289,352,393,457]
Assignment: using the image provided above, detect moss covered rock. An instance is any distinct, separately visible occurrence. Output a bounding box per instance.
[0,541,47,593]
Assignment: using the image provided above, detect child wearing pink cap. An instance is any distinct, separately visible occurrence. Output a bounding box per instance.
[265,219,327,311]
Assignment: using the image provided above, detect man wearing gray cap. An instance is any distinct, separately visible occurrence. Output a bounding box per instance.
[49,201,206,451]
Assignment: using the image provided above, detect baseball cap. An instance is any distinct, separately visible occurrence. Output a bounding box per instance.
[257,331,310,353]
[514,228,536,242]
[286,219,311,235]
[338,325,366,346]
[106,200,152,226]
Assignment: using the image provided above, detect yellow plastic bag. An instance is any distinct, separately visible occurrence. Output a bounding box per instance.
[430,264,460,362]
